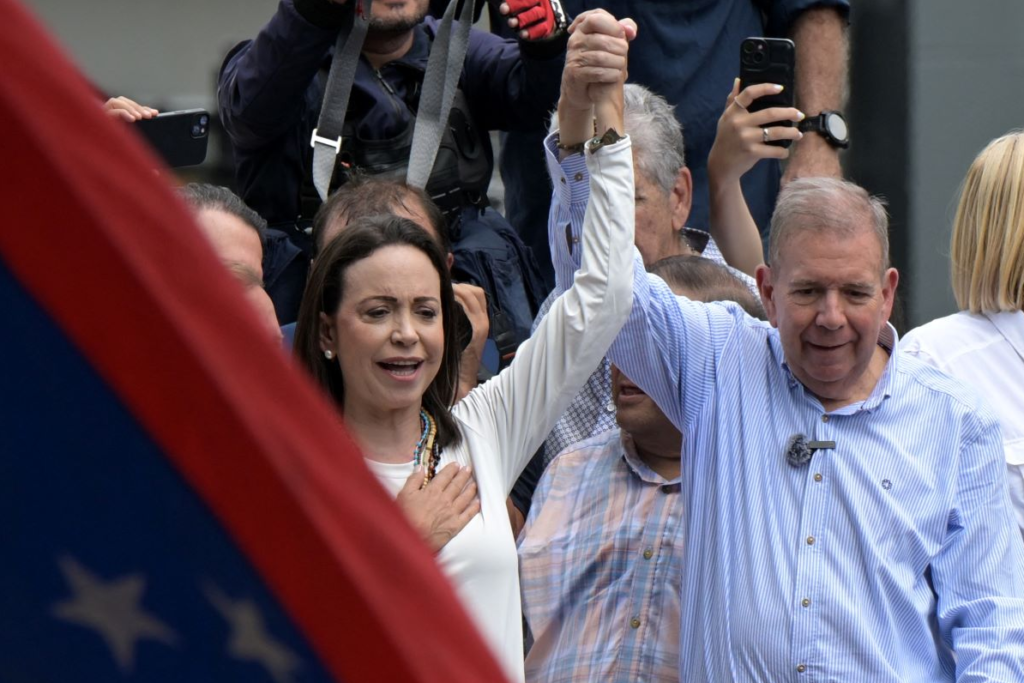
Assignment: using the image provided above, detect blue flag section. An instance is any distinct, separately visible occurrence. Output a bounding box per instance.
[0,262,332,682]
[0,0,508,680]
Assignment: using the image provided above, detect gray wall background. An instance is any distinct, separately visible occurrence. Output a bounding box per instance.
[24,0,1024,327]
[26,0,278,108]
[905,1,1024,325]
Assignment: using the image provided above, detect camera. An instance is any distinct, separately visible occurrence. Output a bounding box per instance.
[190,113,210,139]
[741,39,769,67]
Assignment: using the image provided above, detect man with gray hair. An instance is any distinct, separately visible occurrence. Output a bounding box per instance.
[532,81,764,467]
[554,171,1024,679]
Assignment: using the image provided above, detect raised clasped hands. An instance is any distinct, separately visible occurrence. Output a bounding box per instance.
[557,9,637,145]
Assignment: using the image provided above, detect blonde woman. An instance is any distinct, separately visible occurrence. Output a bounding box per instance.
[902,131,1024,537]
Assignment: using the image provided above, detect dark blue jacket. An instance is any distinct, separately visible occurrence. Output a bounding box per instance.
[218,0,566,227]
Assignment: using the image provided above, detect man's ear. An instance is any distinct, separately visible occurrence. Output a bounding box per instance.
[881,267,899,322]
[319,312,337,355]
[670,167,693,232]
[755,264,778,327]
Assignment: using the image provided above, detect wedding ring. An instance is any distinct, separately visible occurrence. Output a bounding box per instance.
[762,127,770,144]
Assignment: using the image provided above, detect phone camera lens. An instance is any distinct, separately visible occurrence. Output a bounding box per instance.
[199,115,209,126]
[742,42,754,54]
[191,124,202,136]
[752,51,765,64]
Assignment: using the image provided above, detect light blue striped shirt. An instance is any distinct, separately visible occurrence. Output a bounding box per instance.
[555,240,1024,678]
[535,134,758,465]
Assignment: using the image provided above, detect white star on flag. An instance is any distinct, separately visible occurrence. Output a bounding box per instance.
[204,582,302,683]
[51,555,178,672]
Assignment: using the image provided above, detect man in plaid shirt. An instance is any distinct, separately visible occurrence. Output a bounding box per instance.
[518,256,765,683]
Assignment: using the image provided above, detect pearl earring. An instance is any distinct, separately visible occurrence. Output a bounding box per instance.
[324,349,334,360]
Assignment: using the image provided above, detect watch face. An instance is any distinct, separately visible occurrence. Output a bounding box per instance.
[825,113,849,143]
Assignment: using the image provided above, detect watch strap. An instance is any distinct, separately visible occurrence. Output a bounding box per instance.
[798,111,849,149]
[588,128,624,153]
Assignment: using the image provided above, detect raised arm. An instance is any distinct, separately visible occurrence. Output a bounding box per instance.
[707,79,804,275]
[542,9,634,294]
[543,14,741,435]
[782,5,849,183]
[456,10,635,493]
[458,15,568,134]
[217,0,344,150]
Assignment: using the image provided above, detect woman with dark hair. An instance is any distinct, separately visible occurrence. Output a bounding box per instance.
[292,131,634,680]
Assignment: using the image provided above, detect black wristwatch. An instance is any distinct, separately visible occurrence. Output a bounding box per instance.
[798,111,849,149]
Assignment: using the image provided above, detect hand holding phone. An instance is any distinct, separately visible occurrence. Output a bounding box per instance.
[738,37,796,148]
[709,78,804,188]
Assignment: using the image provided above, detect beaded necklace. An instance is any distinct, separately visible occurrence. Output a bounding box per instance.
[413,409,441,487]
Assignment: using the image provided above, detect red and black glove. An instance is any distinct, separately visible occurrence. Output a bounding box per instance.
[503,0,570,41]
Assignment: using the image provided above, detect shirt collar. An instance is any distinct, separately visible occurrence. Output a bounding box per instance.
[403,23,432,66]
[619,432,681,487]
[775,322,899,411]
[984,310,1024,363]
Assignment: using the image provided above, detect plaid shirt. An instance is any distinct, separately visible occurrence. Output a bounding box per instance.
[534,138,757,465]
[518,429,683,683]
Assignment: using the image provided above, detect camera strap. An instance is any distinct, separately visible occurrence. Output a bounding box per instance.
[311,0,374,202]
[311,0,476,200]
[406,0,476,189]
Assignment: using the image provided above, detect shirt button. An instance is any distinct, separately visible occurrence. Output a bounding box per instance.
[801,597,811,608]
[797,664,807,673]
[574,172,584,182]
[606,402,615,413]
[630,617,641,629]
[806,536,816,546]
[821,414,830,423]
[643,548,653,560]
[559,176,566,184]
[814,473,823,482]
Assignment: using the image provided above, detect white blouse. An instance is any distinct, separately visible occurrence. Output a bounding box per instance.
[902,310,1024,538]
[367,137,635,681]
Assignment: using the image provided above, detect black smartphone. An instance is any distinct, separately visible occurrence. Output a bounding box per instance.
[134,109,210,168]
[738,37,796,148]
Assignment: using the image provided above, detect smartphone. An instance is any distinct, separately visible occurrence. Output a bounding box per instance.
[134,109,210,168]
[738,37,796,148]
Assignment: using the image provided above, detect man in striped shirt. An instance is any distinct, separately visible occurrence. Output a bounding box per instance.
[534,83,762,469]
[553,168,1024,677]
[519,256,765,683]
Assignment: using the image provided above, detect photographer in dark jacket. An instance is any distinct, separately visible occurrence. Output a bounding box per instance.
[218,0,567,325]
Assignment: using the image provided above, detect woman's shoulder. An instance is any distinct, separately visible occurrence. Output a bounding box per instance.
[901,310,1000,362]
